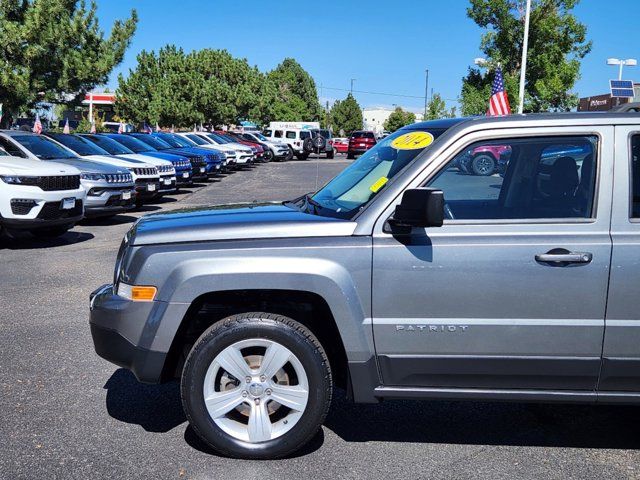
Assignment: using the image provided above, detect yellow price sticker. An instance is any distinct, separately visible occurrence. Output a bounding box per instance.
[370,176,388,193]
[391,131,435,150]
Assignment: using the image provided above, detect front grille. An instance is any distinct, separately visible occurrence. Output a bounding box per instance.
[132,167,158,176]
[189,156,206,167]
[10,199,37,215]
[36,200,83,220]
[37,175,81,191]
[157,165,175,174]
[104,173,133,184]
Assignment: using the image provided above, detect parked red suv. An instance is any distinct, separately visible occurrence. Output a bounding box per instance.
[215,131,266,162]
[347,131,377,159]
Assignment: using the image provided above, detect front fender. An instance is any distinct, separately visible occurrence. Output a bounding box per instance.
[136,247,374,365]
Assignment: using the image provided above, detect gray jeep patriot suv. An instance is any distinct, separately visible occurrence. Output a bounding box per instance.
[90,112,640,459]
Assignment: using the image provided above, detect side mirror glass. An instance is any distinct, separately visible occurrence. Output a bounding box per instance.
[388,188,444,231]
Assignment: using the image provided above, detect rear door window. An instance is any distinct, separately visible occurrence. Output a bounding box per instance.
[274,130,283,138]
[286,131,297,139]
[631,135,640,217]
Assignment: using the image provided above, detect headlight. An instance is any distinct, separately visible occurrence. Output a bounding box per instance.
[80,173,106,181]
[0,175,39,185]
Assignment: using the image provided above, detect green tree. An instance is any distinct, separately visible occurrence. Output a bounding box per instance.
[0,0,137,127]
[384,107,416,132]
[461,0,591,114]
[327,94,362,135]
[267,58,322,121]
[425,93,454,120]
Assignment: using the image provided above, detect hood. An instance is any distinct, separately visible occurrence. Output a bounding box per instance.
[42,157,128,174]
[119,153,173,166]
[140,151,190,162]
[0,156,81,176]
[84,154,147,168]
[130,203,357,246]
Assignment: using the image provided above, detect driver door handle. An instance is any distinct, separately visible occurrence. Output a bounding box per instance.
[535,250,593,264]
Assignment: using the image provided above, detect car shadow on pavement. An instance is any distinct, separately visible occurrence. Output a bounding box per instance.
[324,389,640,450]
[81,215,139,226]
[103,368,640,453]
[0,230,94,250]
[104,369,186,433]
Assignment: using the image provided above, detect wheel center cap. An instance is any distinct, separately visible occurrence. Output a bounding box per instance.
[248,383,265,398]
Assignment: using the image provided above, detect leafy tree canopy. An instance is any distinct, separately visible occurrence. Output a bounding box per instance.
[327,93,362,136]
[384,107,416,132]
[0,0,137,125]
[460,0,591,115]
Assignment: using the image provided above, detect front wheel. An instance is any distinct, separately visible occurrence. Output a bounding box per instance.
[181,312,332,459]
[326,149,335,159]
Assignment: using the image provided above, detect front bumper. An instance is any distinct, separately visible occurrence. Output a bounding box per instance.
[2,199,84,229]
[158,175,177,193]
[89,284,168,384]
[134,178,161,199]
[176,170,193,185]
[85,186,136,216]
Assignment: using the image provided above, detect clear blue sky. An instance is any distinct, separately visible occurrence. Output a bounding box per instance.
[95,0,639,112]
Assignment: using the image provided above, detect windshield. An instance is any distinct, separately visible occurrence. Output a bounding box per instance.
[13,135,78,160]
[47,134,110,156]
[211,133,233,144]
[108,134,154,153]
[317,129,331,139]
[252,133,268,141]
[309,128,447,219]
[132,134,172,150]
[157,134,190,148]
[186,134,208,145]
[82,134,135,155]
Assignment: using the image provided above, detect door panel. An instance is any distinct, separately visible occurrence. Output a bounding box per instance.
[601,128,640,391]
[372,128,614,390]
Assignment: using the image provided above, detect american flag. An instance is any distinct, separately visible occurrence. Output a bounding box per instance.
[487,67,511,116]
[32,114,42,134]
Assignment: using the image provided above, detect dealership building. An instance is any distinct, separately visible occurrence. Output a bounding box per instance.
[362,107,424,135]
[578,83,640,111]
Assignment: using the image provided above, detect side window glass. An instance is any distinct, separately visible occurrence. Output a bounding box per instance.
[274,130,283,138]
[0,137,26,157]
[286,131,296,139]
[631,135,640,217]
[427,136,597,220]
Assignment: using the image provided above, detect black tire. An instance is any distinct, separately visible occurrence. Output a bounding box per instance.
[347,151,355,159]
[471,153,496,176]
[326,149,335,159]
[296,153,309,160]
[262,149,273,162]
[284,148,294,161]
[30,225,72,238]
[181,312,332,460]
[303,138,314,153]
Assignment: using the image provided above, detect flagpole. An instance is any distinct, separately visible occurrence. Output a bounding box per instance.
[517,0,532,114]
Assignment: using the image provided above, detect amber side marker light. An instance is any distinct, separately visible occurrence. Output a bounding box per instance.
[118,283,157,301]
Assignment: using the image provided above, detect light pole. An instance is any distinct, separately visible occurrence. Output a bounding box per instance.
[424,69,429,118]
[350,78,356,94]
[517,0,532,114]
[607,58,638,80]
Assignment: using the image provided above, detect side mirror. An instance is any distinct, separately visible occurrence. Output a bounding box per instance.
[388,188,444,230]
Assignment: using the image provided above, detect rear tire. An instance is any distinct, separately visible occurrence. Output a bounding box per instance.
[347,152,355,159]
[326,149,335,159]
[471,154,496,176]
[181,312,332,459]
[296,153,309,160]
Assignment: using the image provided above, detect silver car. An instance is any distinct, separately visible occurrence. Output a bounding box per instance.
[0,131,135,217]
[90,112,640,459]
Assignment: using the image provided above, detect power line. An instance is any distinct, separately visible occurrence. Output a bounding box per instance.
[321,85,458,103]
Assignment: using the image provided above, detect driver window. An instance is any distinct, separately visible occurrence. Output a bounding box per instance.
[426,136,598,221]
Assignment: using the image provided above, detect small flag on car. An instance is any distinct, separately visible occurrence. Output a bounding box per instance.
[90,120,96,134]
[0,103,3,125]
[118,122,124,134]
[143,122,152,134]
[487,67,511,117]
[155,122,160,132]
[63,118,70,134]
[33,114,42,134]
[170,125,174,133]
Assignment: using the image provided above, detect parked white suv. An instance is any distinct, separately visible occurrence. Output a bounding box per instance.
[0,154,86,238]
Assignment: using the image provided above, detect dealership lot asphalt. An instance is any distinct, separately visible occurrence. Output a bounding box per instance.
[3,156,640,480]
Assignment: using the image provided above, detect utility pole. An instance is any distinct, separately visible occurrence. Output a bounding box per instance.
[424,69,429,118]
[350,78,356,94]
[517,0,532,114]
